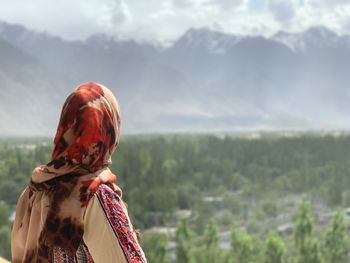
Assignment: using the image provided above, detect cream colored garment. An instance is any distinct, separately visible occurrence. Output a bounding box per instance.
[11,169,116,263]
[83,194,128,263]
[11,187,52,262]
[0,257,10,263]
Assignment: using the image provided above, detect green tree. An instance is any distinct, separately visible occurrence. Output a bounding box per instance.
[175,219,195,263]
[262,202,277,218]
[294,199,313,250]
[294,200,322,263]
[200,218,221,263]
[297,238,323,263]
[194,199,214,234]
[328,177,343,207]
[264,232,286,263]
[0,180,22,206]
[231,227,255,263]
[223,192,242,215]
[0,201,9,227]
[142,233,169,263]
[0,225,11,260]
[323,211,349,263]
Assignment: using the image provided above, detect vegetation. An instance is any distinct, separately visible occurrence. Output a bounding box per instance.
[264,232,286,263]
[1,133,350,262]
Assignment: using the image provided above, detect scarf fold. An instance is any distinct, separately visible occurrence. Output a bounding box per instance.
[12,82,121,263]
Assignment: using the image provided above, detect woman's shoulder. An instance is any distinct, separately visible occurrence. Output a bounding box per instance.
[95,183,122,202]
[85,184,147,263]
[92,183,132,231]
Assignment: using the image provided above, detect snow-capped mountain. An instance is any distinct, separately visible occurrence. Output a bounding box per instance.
[272,26,343,51]
[1,22,350,136]
[172,28,242,54]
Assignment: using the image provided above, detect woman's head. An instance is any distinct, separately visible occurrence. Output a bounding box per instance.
[49,82,120,172]
[14,83,123,261]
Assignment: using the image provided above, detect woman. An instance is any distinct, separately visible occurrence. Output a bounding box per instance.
[11,82,147,263]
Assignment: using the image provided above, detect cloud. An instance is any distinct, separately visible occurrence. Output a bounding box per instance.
[97,0,131,33]
[1,0,350,43]
[289,1,350,35]
[308,0,350,8]
[268,0,297,24]
[0,0,112,40]
[172,0,245,10]
[208,0,245,10]
[264,0,350,36]
[172,0,196,8]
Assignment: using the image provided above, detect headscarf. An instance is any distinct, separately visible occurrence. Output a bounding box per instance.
[12,82,121,263]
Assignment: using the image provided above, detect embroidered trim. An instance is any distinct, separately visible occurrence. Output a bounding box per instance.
[53,247,76,263]
[96,184,147,263]
[76,243,95,263]
[53,243,94,263]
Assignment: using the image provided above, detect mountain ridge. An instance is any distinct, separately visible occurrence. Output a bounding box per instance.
[0,21,349,136]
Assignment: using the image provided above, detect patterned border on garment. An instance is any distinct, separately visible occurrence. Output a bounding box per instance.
[53,243,94,263]
[53,247,76,263]
[96,184,147,263]
[76,243,95,263]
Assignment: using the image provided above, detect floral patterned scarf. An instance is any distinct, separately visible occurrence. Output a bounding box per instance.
[12,82,121,263]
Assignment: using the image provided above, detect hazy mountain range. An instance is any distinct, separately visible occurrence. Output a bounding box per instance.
[0,21,350,136]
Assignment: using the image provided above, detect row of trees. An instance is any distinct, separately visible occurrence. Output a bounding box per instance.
[2,135,350,227]
[143,200,349,263]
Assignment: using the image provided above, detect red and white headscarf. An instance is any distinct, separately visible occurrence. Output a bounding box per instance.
[12,82,121,263]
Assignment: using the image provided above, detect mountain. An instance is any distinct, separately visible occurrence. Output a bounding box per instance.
[0,22,350,136]
[272,26,342,51]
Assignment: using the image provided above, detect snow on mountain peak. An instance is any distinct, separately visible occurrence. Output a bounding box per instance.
[175,28,241,54]
[272,26,341,51]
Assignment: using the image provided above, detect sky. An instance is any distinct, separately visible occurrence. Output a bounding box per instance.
[1,0,350,43]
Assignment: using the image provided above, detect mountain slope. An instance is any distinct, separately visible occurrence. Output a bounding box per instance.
[1,22,350,135]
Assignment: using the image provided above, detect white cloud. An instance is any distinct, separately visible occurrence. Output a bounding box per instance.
[171,0,196,8]
[0,0,111,39]
[308,0,350,8]
[97,0,131,34]
[268,0,297,24]
[207,0,245,10]
[263,0,350,36]
[0,0,350,43]
[287,1,350,34]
